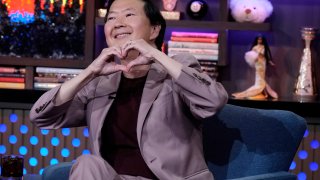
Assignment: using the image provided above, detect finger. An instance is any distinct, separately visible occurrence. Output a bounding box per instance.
[114,64,128,72]
[122,40,136,57]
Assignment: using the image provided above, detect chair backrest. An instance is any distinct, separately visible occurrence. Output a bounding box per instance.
[41,162,73,180]
[203,104,307,180]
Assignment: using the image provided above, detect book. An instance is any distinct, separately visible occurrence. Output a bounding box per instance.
[168,41,219,49]
[34,76,72,83]
[168,47,219,55]
[171,31,218,38]
[0,77,25,83]
[34,82,61,90]
[36,67,83,74]
[168,53,218,61]
[0,82,25,89]
[0,73,25,77]
[0,67,26,74]
[171,36,218,43]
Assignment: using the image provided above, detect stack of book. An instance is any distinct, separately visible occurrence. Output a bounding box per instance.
[0,67,26,89]
[167,31,219,79]
[167,31,219,61]
[34,67,83,90]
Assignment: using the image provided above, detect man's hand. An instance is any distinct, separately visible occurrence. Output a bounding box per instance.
[89,46,127,76]
[121,39,156,72]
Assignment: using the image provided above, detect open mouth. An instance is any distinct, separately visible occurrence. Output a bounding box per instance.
[114,33,131,39]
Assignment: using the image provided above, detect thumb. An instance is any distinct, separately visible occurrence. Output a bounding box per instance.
[114,64,128,72]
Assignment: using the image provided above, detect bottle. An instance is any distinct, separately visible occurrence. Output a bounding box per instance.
[186,0,208,19]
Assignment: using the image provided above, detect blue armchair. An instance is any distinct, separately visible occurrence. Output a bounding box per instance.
[25,104,306,180]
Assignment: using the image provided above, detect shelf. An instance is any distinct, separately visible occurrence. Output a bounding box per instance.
[0,89,45,104]
[95,17,271,31]
[0,89,318,120]
[228,97,320,118]
[0,56,90,68]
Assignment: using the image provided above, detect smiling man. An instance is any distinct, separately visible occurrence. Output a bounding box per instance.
[29,0,228,179]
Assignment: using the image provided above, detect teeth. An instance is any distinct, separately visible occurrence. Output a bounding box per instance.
[115,33,130,39]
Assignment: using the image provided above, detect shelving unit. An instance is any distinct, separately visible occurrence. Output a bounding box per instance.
[0,0,270,92]
[0,2,95,90]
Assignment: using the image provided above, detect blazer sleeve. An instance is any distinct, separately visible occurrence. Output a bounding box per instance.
[29,84,90,129]
[171,53,228,119]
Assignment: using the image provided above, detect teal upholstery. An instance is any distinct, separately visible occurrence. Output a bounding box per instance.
[203,104,306,180]
[24,104,306,180]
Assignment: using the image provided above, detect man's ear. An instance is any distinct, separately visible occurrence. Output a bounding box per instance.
[149,25,161,41]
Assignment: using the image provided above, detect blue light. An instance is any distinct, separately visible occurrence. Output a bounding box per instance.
[0,145,6,154]
[303,130,309,137]
[23,168,27,175]
[51,137,59,146]
[29,157,38,166]
[62,128,70,136]
[72,138,81,147]
[83,128,89,137]
[19,146,28,155]
[20,125,28,134]
[309,162,318,171]
[297,172,306,180]
[50,158,59,165]
[40,147,49,157]
[39,168,44,175]
[10,113,18,123]
[61,148,70,158]
[310,140,319,149]
[82,149,90,155]
[9,135,17,144]
[9,11,35,24]
[289,161,296,170]
[41,129,49,135]
[298,150,308,159]
[30,136,39,145]
[0,124,7,133]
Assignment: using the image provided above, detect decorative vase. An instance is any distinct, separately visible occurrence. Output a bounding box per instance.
[294,27,318,100]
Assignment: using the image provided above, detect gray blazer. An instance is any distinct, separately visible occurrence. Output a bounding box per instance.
[30,53,228,179]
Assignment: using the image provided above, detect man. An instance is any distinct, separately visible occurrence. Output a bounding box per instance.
[30,0,228,179]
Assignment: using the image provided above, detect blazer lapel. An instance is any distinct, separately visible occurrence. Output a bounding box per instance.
[137,63,167,145]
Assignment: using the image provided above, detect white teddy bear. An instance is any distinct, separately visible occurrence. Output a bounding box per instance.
[230,0,273,23]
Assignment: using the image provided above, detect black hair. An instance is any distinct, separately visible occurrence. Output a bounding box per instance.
[105,0,166,50]
[250,34,273,65]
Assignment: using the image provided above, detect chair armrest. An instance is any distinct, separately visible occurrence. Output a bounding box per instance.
[23,174,42,180]
[42,162,73,180]
[227,171,296,180]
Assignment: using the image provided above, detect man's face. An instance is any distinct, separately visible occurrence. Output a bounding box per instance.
[104,0,154,47]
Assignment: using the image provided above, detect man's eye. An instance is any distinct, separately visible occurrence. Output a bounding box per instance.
[126,13,135,17]
[106,16,115,21]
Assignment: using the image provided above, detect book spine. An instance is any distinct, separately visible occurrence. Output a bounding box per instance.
[170,36,218,43]
[168,53,218,61]
[0,73,25,77]
[0,77,25,83]
[0,82,25,89]
[0,67,26,74]
[168,41,219,49]
[168,48,218,55]
[171,31,218,38]
[36,67,83,74]
[34,76,71,83]
[34,82,61,90]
